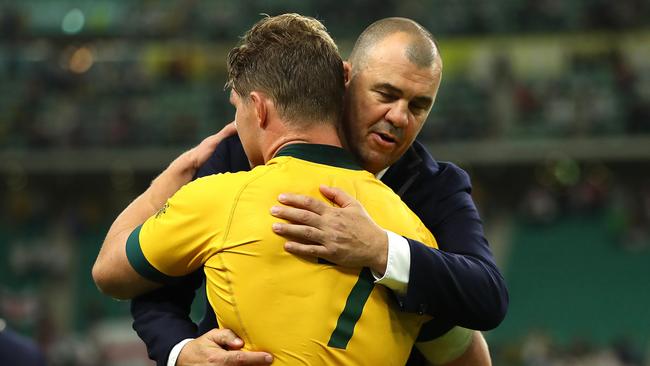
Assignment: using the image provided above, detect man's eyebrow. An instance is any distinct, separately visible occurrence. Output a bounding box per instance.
[412,95,433,108]
[374,83,403,96]
[375,83,433,107]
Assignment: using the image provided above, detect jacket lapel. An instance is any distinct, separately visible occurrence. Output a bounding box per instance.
[380,145,423,197]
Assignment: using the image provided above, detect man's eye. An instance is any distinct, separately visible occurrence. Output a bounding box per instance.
[410,103,429,114]
[376,91,393,100]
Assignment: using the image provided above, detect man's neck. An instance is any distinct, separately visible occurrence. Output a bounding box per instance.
[264,123,343,162]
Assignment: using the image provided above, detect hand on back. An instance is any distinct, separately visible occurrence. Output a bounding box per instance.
[177,328,273,366]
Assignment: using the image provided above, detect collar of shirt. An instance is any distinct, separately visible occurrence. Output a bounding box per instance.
[274,143,362,170]
[375,167,389,180]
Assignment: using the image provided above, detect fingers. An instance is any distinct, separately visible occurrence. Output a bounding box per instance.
[203,121,238,147]
[277,193,329,214]
[204,329,273,365]
[283,241,330,258]
[272,222,323,245]
[319,185,356,208]
[207,328,244,349]
[221,350,274,365]
[270,204,321,226]
[219,121,238,138]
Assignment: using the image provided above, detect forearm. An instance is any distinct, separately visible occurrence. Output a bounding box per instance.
[439,331,491,366]
[416,326,474,366]
[131,273,203,365]
[374,231,507,331]
[405,242,508,330]
[93,152,197,298]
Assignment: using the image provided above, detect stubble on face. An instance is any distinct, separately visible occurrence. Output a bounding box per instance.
[343,33,441,174]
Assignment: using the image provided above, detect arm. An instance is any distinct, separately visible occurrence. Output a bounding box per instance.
[130,273,203,365]
[92,123,237,299]
[270,174,508,330]
[129,131,250,365]
[440,332,491,366]
[415,328,491,366]
[397,161,508,330]
[128,132,272,366]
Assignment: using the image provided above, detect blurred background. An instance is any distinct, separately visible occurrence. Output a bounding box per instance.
[1,0,649,365]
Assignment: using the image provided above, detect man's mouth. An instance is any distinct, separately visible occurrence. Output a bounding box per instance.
[370,131,398,148]
[377,132,396,143]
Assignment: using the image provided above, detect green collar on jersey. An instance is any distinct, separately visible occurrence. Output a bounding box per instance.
[275,144,363,170]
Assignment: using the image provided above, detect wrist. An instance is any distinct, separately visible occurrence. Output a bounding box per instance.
[147,153,195,208]
[167,151,197,181]
[168,338,194,366]
[370,230,389,275]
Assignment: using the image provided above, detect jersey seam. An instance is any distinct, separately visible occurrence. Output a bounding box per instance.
[215,162,284,350]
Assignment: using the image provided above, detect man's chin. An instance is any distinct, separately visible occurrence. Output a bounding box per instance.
[359,152,391,174]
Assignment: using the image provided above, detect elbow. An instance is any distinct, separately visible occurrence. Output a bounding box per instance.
[495,288,509,327]
[91,261,115,297]
[479,280,509,330]
[92,261,132,300]
[484,296,508,330]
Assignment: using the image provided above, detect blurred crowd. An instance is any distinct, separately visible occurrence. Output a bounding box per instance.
[518,161,650,252]
[1,1,649,149]
[494,330,646,366]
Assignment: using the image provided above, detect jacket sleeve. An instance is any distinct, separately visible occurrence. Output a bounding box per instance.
[385,148,508,334]
[404,188,508,332]
[130,272,203,366]
[130,135,248,365]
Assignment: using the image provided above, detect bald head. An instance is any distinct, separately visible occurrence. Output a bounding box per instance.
[349,17,440,73]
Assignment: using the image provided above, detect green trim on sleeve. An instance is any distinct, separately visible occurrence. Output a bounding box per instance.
[126,225,178,283]
[417,319,449,342]
[415,326,474,365]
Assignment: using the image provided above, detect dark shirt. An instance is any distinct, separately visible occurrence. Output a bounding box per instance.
[131,135,508,365]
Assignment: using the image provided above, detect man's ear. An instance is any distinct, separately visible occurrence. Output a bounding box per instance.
[343,61,352,87]
[249,91,268,128]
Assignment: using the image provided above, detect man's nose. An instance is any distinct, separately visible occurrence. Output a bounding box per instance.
[385,101,409,128]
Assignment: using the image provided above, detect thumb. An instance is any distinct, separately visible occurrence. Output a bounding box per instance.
[204,121,237,147]
[218,121,237,138]
[320,185,356,208]
[206,328,244,349]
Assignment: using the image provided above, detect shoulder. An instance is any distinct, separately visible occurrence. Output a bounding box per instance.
[386,140,472,199]
[190,166,272,195]
[411,141,470,188]
[196,134,249,178]
[172,169,265,212]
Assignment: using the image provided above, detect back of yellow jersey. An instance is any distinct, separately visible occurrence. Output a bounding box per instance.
[130,145,438,365]
[203,154,438,365]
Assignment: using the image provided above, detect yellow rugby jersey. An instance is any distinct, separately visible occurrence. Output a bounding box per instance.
[127,144,438,365]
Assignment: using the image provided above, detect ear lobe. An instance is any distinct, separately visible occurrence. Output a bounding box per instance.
[249,92,267,128]
[343,61,352,87]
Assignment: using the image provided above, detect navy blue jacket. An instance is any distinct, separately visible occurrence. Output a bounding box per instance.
[131,136,508,365]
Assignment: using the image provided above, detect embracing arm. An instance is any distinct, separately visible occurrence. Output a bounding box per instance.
[127,131,272,366]
[399,167,508,331]
[415,327,491,366]
[130,273,202,365]
[92,123,237,299]
[91,161,190,299]
[270,176,508,330]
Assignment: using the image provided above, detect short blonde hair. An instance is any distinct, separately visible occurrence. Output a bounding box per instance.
[227,13,344,127]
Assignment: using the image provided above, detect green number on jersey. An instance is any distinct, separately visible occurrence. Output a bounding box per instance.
[327,267,375,349]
